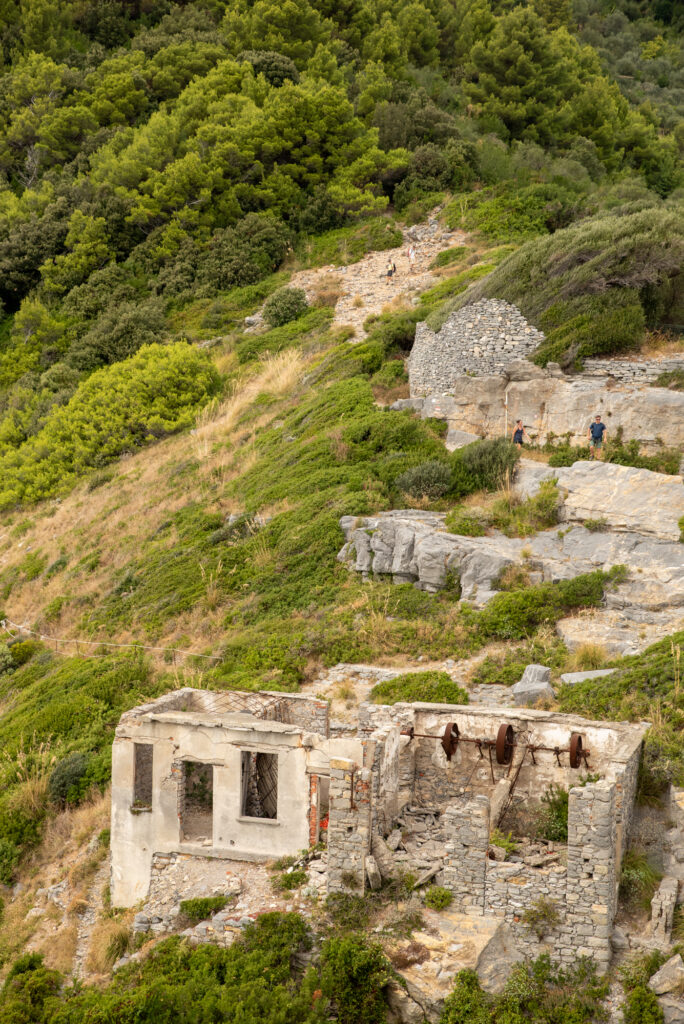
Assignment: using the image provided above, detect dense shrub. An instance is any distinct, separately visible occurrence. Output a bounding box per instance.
[424,886,453,910]
[320,935,391,1024]
[395,460,451,498]
[238,50,299,86]
[619,851,662,913]
[622,985,664,1024]
[70,300,167,371]
[178,896,228,923]
[538,785,569,842]
[456,438,519,493]
[441,956,608,1023]
[437,208,683,364]
[370,671,469,705]
[48,752,89,807]
[477,568,622,640]
[0,344,221,509]
[262,287,309,327]
[195,215,291,293]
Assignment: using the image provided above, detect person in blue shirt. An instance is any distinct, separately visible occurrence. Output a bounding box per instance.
[511,419,530,448]
[588,415,607,460]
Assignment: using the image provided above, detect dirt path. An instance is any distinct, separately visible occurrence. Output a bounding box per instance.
[290,220,466,338]
[73,856,110,979]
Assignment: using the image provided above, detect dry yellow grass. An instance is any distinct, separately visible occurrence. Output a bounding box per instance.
[39,921,79,973]
[0,348,309,667]
[85,918,132,975]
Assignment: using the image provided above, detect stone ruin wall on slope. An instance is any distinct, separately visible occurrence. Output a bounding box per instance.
[402,299,684,452]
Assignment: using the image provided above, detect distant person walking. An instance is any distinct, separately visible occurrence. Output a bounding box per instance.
[407,245,416,272]
[511,419,529,448]
[588,415,607,459]
[385,258,395,281]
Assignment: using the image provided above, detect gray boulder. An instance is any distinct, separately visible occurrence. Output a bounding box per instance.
[512,665,555,707]
[660,996,684,1024]
[649,954,684,996]
[559,669,616,686]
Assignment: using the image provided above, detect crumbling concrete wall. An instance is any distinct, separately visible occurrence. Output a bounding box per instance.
[327,758,371,893]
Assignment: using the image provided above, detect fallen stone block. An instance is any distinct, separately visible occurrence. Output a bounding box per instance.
[512,665,555,706]
[649,954,684,996]
[366,855,382,891]
[560,669,616,686]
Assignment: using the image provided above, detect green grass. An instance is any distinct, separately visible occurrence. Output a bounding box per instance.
[369,671,468,706]
[559,632,684,792]
[295,219,403,268]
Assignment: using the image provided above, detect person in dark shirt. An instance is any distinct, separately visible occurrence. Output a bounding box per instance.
[511,419,529,448]
[588,415,607,459]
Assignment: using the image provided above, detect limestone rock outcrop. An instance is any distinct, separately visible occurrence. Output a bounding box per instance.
[337,484,684,654]
[515,460,684,543]
[394,368,684,453]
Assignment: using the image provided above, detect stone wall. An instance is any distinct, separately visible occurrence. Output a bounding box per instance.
[440,782,617,970]
[583,357,684,385]
[408,299,545,393]
[327,757,371,894]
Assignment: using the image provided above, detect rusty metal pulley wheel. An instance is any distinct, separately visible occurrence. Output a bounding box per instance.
[495,723,514,765]
[441,721,460,761]
[569,732,583,769]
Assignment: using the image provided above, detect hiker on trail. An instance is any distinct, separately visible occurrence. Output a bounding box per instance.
[588,415,607,459]
[511,419,529,448]
[407,245,416,271]
[386,258,395,280]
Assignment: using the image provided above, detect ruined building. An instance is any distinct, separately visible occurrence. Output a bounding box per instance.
[111,687,646,970]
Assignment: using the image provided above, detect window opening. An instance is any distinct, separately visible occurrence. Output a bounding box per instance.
[241,751,278,819]
[133,743,153,808]
[180,762,213,842]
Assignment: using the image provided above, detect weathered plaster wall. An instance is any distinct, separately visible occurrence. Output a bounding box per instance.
[112,708,352,909]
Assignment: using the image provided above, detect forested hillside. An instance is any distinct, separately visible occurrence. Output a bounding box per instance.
[0,0,682,1019]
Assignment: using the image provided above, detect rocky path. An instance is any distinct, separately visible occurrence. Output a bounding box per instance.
[73,856,110,979]
[289,219,466,338]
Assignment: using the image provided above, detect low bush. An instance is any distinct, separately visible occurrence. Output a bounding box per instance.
[423,886,453,910]
[48,752,89,807]
[444,507,486,536]
[441,956,608,1024]
[262,287,309,327]
[619,851,662,914]
[621,985,665,1024]
[457,438,519,494]
[320,934,392,1024]
[522,897,560,939]
[396,460,452,498]
[654,369,684,390]
[370,671,468,706]
[547,436,681,475]
[620,949,668,992]
[537,785,569,842]
[272,868,307,891]
[178,896,228,923]
[489,829,517,858]
[477,568,624,641]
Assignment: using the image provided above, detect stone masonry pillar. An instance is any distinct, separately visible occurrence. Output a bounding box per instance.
[442,795,489,915]
[327,757,371,895]
[565,780,617,970]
